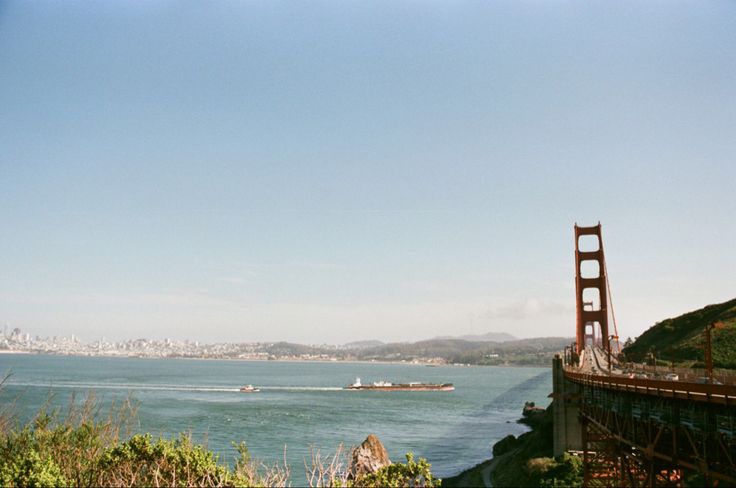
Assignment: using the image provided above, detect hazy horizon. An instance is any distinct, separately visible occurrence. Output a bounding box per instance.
[5,322,533,345]
[2,1,734,345]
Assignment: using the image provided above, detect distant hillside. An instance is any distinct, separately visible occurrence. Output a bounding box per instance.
[433,332,517,342]
[342,340,385,349]
[257,336,572,366]
[622,298,736,369]
[356,336,572,366]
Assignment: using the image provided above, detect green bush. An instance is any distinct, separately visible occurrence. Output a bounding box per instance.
[0,394,138,487]
[97,433,233,486]
[0,449,68,487]
[525,453,582,488]
[0,392,437,487]
[352,453,440,488]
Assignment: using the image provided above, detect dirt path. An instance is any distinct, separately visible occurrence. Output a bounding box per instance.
[480,456,499,487]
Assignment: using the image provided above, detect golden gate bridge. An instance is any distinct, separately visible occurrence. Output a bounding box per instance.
[552,223,736,487]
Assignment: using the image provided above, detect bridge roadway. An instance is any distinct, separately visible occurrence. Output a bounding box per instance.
[559,346,736,485]
[574,345,736,405]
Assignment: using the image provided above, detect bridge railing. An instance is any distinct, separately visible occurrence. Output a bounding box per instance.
[617,362,736,386]
[564,368,736,405]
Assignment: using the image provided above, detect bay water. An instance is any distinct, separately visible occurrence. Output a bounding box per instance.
[0,354,551,483]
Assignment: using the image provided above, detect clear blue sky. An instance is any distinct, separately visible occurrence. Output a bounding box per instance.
[1,1,734,344]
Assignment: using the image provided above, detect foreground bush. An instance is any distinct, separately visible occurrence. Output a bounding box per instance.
[0,393,288,487]
[525,453,583,488]
[0,392,437,487]
[96,434,289,487]
[0,393,134,487]
[354,453,440,488]
[0,449,67,487]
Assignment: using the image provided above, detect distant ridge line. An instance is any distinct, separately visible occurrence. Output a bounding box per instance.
[432,332,517,343]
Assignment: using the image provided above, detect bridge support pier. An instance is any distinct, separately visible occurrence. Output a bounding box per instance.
[552,354,582,456]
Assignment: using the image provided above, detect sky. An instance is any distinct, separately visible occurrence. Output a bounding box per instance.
[1,1,734,345]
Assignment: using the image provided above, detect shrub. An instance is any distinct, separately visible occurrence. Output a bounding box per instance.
[97,433,232,486]
[0,449,68,487]
[0,393,136,487]
[0,389,435,488]
[352,453,440,488]
[525,453,582,488]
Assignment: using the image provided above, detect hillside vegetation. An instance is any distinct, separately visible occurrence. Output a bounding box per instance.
[356,337,571,366]
[261,337,572,366]
[622,298,736,369]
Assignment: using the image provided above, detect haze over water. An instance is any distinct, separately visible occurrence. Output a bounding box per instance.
[1,355,550,483]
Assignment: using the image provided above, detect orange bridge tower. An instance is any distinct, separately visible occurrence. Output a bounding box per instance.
[574,223,609,355]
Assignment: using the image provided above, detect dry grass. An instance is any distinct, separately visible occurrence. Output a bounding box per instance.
[305,443,350,487]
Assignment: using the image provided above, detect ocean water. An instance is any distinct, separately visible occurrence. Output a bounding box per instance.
[0,355,551,482]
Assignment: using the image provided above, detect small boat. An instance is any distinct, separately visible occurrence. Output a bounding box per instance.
[239,384,260,393]
[344,377,454,391]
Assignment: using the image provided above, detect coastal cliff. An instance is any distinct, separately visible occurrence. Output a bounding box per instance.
[444,402,582,487]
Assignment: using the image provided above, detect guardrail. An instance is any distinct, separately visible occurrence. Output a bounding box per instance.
[617,363,736,386]
[564,368,736,406]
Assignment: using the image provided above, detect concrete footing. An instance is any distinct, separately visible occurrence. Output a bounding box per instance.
[552,354,582,456]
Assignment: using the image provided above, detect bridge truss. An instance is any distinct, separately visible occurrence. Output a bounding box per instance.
[567,371,736,486]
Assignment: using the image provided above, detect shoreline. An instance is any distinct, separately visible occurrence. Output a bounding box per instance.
[443,405,552,487]
[443,456,498,488]
[442,429,523,488]
[0,350,549,368]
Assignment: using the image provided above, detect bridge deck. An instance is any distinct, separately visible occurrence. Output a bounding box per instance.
[564,369,736,405]
[559,346,736,485]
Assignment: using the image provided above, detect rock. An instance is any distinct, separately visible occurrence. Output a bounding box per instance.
[492,434,517,456]
[522,401,545,417]
[349,434,392,479]
[522,401,545,425]
[519,402,550,429]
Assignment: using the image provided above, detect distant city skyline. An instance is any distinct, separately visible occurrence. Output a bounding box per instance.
[1,1,734,344]
[2,322,522,346]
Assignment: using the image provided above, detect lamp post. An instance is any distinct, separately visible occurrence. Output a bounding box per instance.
[648,350,657,377]
[667,346,676,373]
[705,321,725,384]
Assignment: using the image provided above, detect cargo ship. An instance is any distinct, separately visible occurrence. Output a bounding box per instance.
[344,377,454,391]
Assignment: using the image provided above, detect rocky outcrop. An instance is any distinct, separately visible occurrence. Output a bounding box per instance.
[522,401,545,416]
[349,434,392,479]
[492,434,518,456]
[521,401,546,428]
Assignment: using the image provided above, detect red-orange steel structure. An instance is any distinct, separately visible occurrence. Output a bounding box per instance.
[574,223,610,355]
[565,369,736,486]
[562,224,736,486]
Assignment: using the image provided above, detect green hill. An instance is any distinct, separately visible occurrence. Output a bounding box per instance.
[356,336,572,366]
[622,298,736,369]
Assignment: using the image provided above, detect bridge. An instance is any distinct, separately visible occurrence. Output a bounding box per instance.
[552,224,736,487]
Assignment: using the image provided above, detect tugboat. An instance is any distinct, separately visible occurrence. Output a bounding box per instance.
[344,377,454,391]
[239,384,260,393]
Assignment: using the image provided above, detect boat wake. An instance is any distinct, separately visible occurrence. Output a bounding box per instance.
[260,386,342,391]
[5,381,342,393]
[6,381,241,393]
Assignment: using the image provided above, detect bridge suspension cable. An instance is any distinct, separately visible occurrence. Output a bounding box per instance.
[601,239,620,355]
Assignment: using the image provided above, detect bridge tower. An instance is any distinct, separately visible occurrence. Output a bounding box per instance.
[574,223,609,355]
